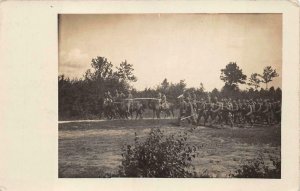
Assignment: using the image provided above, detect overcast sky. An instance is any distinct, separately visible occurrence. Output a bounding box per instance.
[59,14,282,91]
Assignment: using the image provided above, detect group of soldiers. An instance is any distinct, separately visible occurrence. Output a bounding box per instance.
[178,92,281,127]
[104,90,133,113]
[103,89,281,127]
[104,90,170,111]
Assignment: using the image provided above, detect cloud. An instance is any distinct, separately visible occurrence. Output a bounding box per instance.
[59,48,89,70]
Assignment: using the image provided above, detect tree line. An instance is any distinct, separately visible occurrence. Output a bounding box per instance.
[59,58,281,120]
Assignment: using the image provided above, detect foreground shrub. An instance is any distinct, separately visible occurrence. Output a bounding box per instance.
[231,154,281,178]
[118,128,200,177]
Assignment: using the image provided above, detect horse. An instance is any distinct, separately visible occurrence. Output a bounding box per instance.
[148,99,161,118]
[132,101,145,119]
[103,100,116,119]
[113,101,129,119]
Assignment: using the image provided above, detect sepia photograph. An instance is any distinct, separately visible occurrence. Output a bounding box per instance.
[1,0,300,190]
[58,14,282,178]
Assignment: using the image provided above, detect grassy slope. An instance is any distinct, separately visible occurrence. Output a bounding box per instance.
[58,119,280,178]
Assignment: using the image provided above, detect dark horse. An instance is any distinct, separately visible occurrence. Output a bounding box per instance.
[148,99,161,118]
[113,100,145,119]
[103,100,116,119]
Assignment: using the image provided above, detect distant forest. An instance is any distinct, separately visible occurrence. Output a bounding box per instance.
[59,56,281,120]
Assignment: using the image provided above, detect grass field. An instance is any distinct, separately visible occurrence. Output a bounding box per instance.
[58,118,281,178]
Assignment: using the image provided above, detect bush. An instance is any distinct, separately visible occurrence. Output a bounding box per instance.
[118,128,200,177]
[231,154,281,178]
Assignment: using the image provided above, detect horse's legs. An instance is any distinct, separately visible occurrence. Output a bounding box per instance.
[156,110,160,119]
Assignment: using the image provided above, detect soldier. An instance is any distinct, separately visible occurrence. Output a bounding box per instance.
[203,94,213,126]
[232,100,239,124]
[184,92,191,102]
[127,91,133,113]
[104,91,113,104]
[222,99,233,127]
[119,91,126,99]
[262,99,271,125]
[196,97,206,125]
[107,91,113,101]
[114,89,120,102]
[157,92,162,107]
[161,94,167,109]
[254,98,263,123]
[186,96,196,125]
[192,92,198,112]
[245,99,255,127]
[178,95,187,126]
[274,100,281,124]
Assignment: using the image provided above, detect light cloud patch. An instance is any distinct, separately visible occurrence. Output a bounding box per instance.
[59,48,90,78]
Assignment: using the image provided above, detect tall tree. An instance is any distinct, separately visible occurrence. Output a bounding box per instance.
[247,73,261,90]
[89,56,113,98]
[220,62,247,88]
[116,60,137,82]
[115,60,137,91]
[257,66,279,90]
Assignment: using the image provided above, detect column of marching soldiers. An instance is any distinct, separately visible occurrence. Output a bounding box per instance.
[103,89,281,127]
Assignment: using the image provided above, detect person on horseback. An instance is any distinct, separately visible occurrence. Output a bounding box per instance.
[104,91,113,104]
[103,91,114,119]
[157,92,162,105]
[119,91,126,99]
[161,94,167,109]
[127,91,133,113]
[114,89,120,102]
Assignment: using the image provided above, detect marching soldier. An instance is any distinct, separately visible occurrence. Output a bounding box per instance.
[274,100,281,124]
[196,98,206,125]
[186,96,196,125]
[178,95,187,126]
[211,96,222,124]
[232,100,239,124]
[262,99,271,125]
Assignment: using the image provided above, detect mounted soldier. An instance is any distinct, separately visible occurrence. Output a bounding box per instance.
[125,90,134,117]
[161,94,167,109]
[103,91,114,119]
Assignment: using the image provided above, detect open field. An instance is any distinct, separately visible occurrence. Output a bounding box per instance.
[58,119,280,178]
